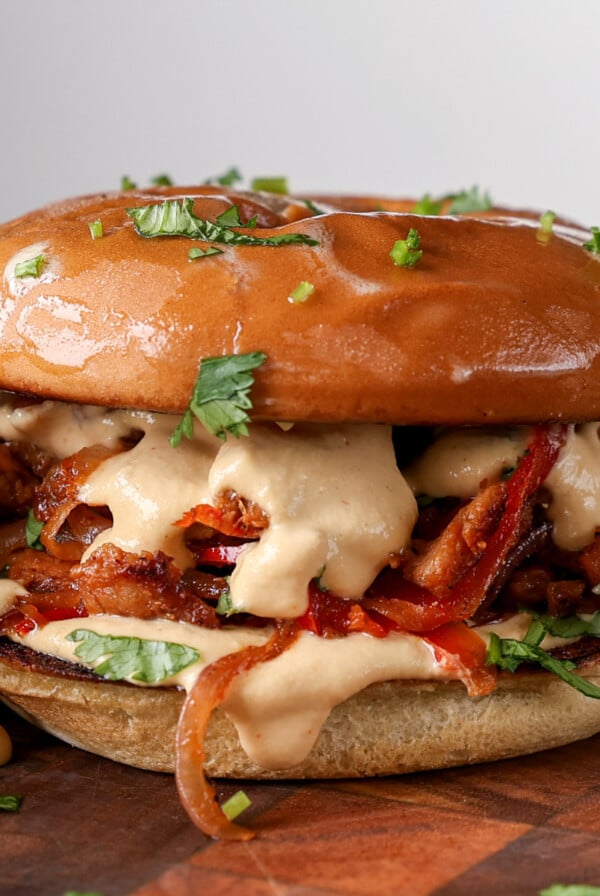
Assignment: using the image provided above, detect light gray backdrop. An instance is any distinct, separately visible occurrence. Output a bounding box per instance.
[1,0,598,224]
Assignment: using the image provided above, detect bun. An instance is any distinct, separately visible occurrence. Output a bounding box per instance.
[2,642,600,777]
[0,187,597,424]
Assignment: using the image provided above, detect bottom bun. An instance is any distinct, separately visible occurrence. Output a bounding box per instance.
[2,642,600,777]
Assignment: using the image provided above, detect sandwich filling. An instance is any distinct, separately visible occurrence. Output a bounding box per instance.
[2,398,600,835]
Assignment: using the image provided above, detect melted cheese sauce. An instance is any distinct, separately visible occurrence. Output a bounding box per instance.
[210,423,417,616]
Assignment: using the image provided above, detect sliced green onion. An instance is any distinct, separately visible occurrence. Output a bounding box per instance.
[289,281,315,303]
[251,176,289,195]
[390,229,423,268]
[88,219,104,240]
[121,175,137,191]
[221,789,251,821]
[0,795,22,812]
[14,254,46,278]
[584,226,600,254]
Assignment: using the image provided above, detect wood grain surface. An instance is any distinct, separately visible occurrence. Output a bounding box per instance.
[2,701,600,896]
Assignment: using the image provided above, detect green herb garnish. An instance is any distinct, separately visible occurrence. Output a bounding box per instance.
[300,198,326,216]
[120,175,137,191]
[88,219,104,240]
[411,194,443,216]
[214,205,256,229]
[14,253,46,278]
[584,226,600,254]
[486,612,600,698]
[221,789,251,821]
[188,246,224,261]
[289,281,315,304]
[127,198,318,247]
[447,186,493,214]
[205,166,243,187]
[540,887,600,895]
[25,509,44,550]
[66,630,200,683]
[250,176,289,195]
[171,351,267,445]
[151,173,173,186]
[539,210,556,233]
[0,795,22,812]
[215,591,239,616]
[390,228,423,268]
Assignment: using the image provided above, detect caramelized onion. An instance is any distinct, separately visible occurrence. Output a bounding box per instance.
[175,621,298,840]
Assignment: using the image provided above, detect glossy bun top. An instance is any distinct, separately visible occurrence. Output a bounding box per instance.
[0,185,598,424]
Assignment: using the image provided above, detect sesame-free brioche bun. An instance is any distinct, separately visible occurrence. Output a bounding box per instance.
[2,641,600,777]
[0,186,598,424]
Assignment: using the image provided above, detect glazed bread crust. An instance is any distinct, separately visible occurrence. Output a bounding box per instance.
[0,187,597,424]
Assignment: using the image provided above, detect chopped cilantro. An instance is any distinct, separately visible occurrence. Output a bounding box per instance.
[171,351,267,444]
[390,228,423,268]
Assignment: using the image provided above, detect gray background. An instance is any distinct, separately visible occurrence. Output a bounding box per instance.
[1,0,598,224]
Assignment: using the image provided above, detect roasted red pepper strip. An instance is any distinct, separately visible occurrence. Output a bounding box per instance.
[193,544,247,567]
[364,425,567,632]
[297,581,388,638]
[175,621,298,841]
[422,621,497,697]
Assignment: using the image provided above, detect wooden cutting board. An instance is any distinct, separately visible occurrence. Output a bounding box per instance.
[2,701,600,896]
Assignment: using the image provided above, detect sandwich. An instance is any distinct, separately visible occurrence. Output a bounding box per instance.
[0,182,599,840]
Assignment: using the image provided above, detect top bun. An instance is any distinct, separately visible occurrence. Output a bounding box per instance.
[0,186,597,424]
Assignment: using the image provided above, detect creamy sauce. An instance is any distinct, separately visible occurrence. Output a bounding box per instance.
[0,399,135,458]
[79,415,220,570]
[210,423,417,616]
[405,427,531,498]
[0,579,28,616]
[16,614,454,770]
[545,423,600,550]
[404,424,600,552]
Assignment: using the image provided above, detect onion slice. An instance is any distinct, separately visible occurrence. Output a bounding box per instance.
[175,621,298,840]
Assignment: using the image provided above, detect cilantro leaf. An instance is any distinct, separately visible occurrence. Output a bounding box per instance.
[188,246,223,261]
[486,612,600,699]
[67,630,200,683]
[447,186,492,214]
[171,351,267,444]
[121,175,137,191]
[205,166,243,187]
[390,228,423,268]
[127,198,318,247]
[25,509,44,550]
[584,226,600,254]
[411,194,443,216]
[151,173,173,186]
